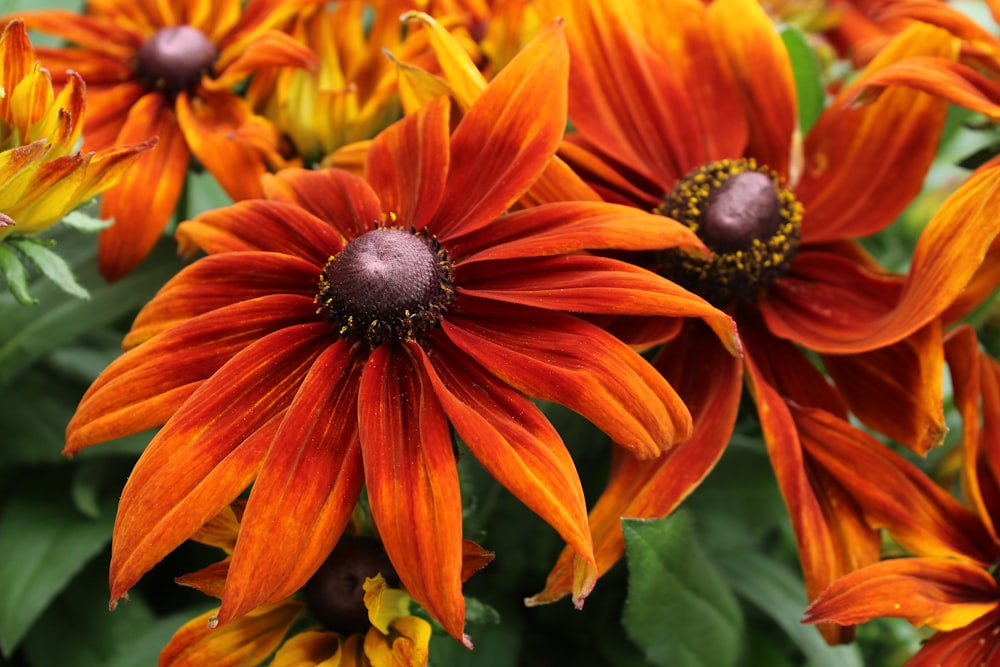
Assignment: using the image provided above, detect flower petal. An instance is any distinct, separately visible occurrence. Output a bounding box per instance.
[803,557,998,631]
[530,323,741,604]
[109,324,330,604]
[414,337,597,608]
[364,95,449,232]
[216,342,366,625]
[262,168,384,242]
[444,299,691,459]
[821,319,946,455]
[796,23,956,243]
[906,609,1000,667]
[358,344,468,647]
[433,19,568,238]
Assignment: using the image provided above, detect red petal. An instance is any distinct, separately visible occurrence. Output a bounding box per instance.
[364,96,449,232]
[414,338,597,607]
[109,324,330,603]
[358,344,468,647]
[433,19,569,239]
[262,168,384,242]
[907,609,1000,667]
[443,299,691,459]
[217,342,366,624]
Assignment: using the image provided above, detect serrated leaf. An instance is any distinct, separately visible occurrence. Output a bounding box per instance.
[780,25,825,135]
[8,236,90,300]
[0,243,37,305]
[60,209,113,233]
[0,468,116,657]
[716,552,863,667]
[622,514,744,667]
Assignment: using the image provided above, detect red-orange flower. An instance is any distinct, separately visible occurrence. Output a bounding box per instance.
[65,22,736,646]
[9,0,318,279]
[804,325,1000,665]
[530,0,1000,642]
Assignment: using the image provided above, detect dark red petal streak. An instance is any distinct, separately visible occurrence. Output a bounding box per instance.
[262,168,384,242]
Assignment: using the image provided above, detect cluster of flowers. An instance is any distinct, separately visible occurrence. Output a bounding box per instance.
[5,0,1000,664]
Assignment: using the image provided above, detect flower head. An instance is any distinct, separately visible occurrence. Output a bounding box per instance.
[10,0,319,279]
[0,19,152,239]
[66,21,735,646]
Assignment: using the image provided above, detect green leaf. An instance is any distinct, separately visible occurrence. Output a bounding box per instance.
[60,209,113,233]
[0,367,82,467]
[622,513,745,667]
[8,236,90,300]
[0,467,116,657]
[780,25,825,135]
[0,233,185,385]
[0,243,37,305]
[716,552,863,667]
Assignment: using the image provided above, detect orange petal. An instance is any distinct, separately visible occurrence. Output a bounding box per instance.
[803,557,998,631]
[364,96,449,232]
[358,344,468,647]
[99,93,190,281]
[109,324,330,604]
[159,600,303,667]
[530,323,741,604]
[905,608,1000,667]
[432,19,568,238]
[822,319,946,454]
[796,22,956,243]
[415,337,597,607]
[262,168,384,242]
[216,343,366,624]
[443,299,691,459]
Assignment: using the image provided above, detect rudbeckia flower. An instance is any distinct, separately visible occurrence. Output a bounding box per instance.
[532,0,1000,641]
[804,325,1000,666]
[9,0,319,279]
[65,22,736,646]
[160,502,449,667]
[0,19,152,239]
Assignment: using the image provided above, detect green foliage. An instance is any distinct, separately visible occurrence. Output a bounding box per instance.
[621,514,745,667]
[780,25,825,134]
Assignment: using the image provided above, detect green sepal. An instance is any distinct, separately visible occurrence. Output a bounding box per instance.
[0,243,36,305]
[7,236,90,300]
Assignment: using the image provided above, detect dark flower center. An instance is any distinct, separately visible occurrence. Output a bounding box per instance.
[656,158,802,308]
[305,536,400,635]
[317,225,455,346]
[133,25,218,96]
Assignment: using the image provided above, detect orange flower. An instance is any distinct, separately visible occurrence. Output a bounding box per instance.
[65,22,736,646]
[529,0,1000,642]
[0,19,151,239]
[9,0,318,279]
[804,325,1000,665]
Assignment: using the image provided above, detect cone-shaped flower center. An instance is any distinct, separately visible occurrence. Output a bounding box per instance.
[657,158,802,308]
[134,25,218,96]
[317,226,455,346]
[305,536,400,635]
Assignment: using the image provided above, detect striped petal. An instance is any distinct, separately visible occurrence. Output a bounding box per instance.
[261,168,384,242]
[414,337,597,608]
[217,341,366,625]
[906,609,1000,667]
[358,344,468,646]
[444,299,691,459]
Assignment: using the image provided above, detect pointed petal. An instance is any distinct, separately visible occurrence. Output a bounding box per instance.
[125,252,320,346]
[109,324,330,603]
[159,601,304,667]
[458,254,738,354]
[413,337,597,607]
[262,168,384,242]
[358,344,468,646]
[217,342,366,624]
[67,294,318,452]
[176,200,343,264]
[794,405,998,565]
[706,0,797,176]
[803,558,998,631]
[364,96,449,232]
[822,319,946,454]
[530,324,741,604]
[796,23,956,243]
[98,93,190,281]
[444,299,691,459]
[433,19,568,239]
